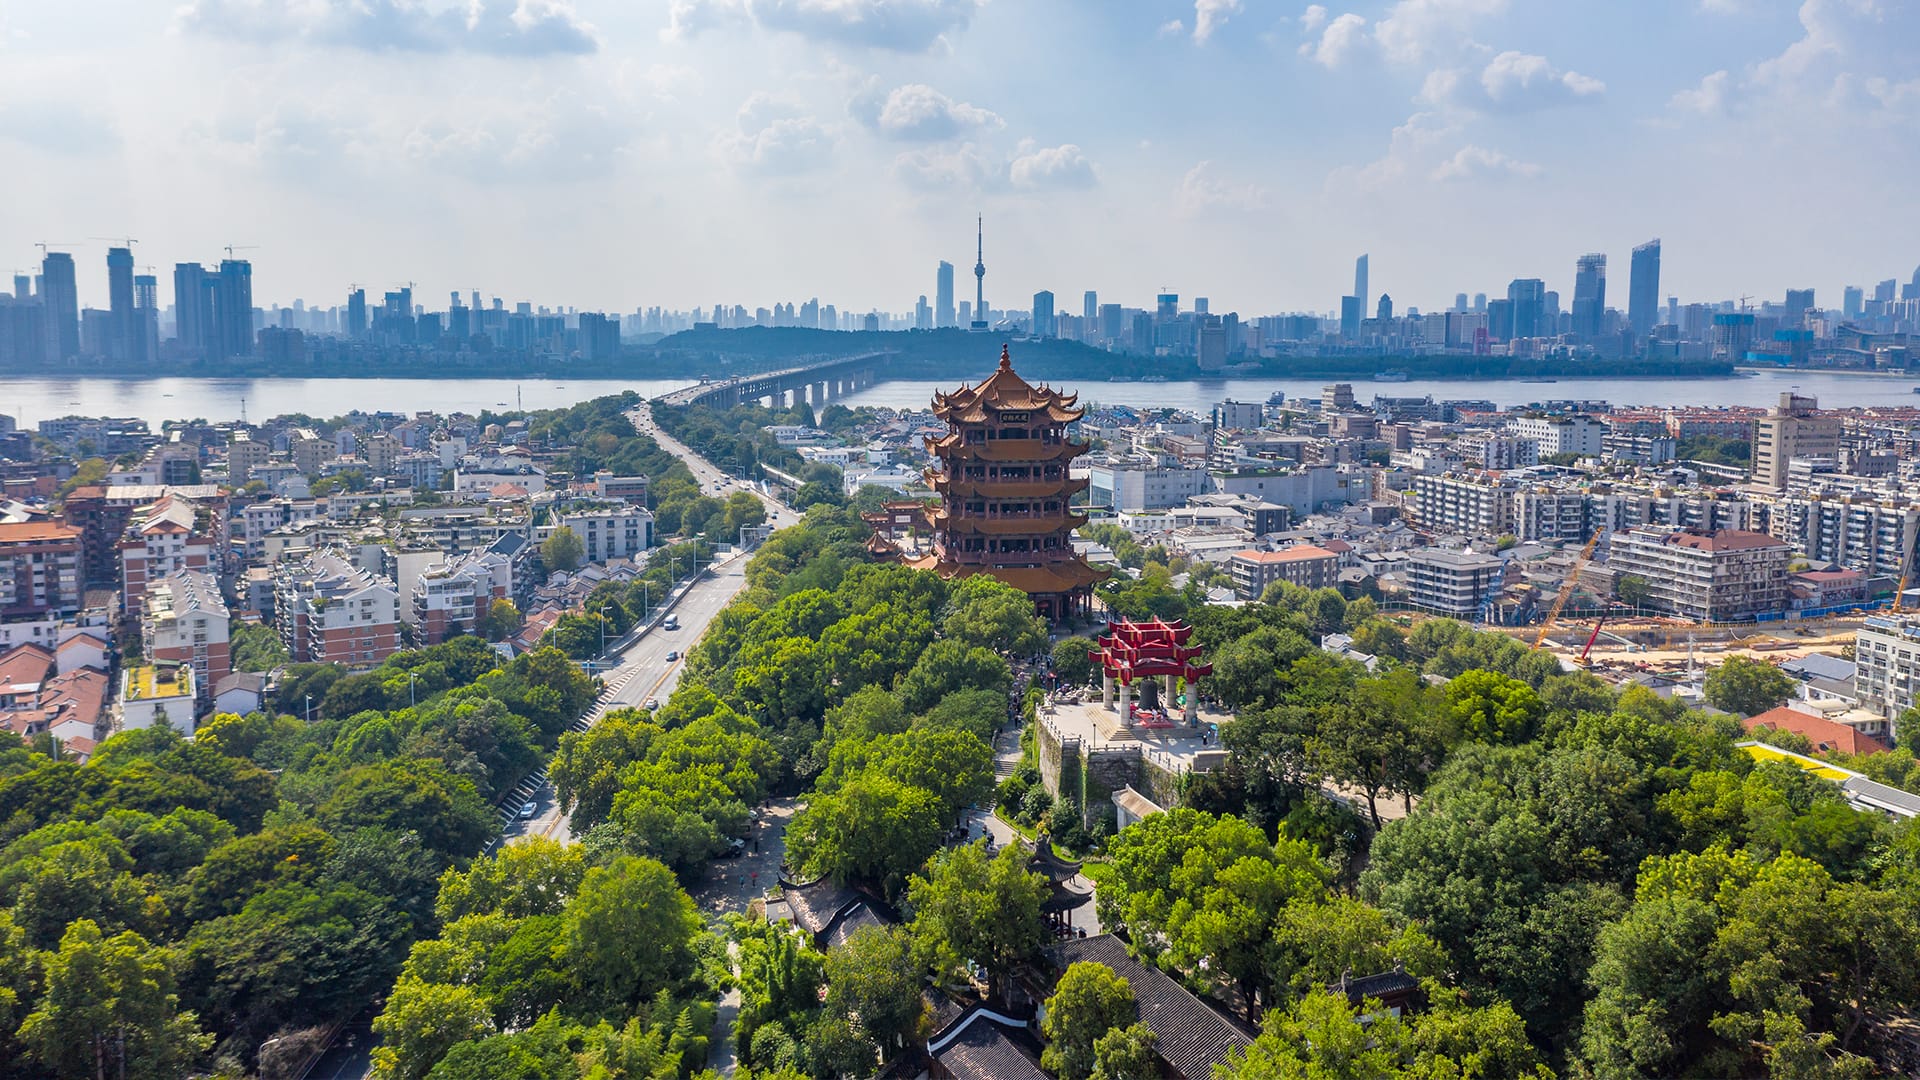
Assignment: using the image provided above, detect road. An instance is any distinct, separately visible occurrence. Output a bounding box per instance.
[504,398,791,847]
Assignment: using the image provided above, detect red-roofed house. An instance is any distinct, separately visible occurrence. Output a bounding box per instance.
[118,494,217,613]
[1609,526,1790,622]
[1745,704,1888,756]
[1229,545,1342,599]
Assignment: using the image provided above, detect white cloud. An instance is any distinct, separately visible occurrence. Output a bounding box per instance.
[1371,0,1507,66]
[1158,19,1186,38]
[850,83,1002,141]
[1009,143,1097,189]
[668,0,985,52]
[1193,0,1243,44]
[1476,50,1605,106]
[1175,160,1268,217]
[1430,144,1539,180]
[716,93,835,175]
[1669,69,1730,114]
[177,0,600,56]
[891,141,996,189]
[1299,4,1328,32]
[1300,12,1367,67]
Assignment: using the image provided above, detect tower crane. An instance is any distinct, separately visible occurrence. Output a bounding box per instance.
[223,245,259,259]
[88,236,138,248]
[34,242,82,255]
[1533,528,1606,652]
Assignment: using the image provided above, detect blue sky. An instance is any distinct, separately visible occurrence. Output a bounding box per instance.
[1,0,1915,317]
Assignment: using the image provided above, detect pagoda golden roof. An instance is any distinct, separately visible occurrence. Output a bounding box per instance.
[930,344,1084,422]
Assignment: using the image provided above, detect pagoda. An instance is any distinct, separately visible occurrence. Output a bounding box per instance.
[1090,618,1213,727]
[904,344,1106,621]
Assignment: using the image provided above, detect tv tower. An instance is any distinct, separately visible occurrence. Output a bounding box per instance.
[970,214,987,331]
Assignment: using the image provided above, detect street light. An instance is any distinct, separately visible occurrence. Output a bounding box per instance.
[409,671,417,709]
[304,694,312,723]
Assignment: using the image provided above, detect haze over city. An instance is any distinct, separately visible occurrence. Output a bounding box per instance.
[3,0,1917,313]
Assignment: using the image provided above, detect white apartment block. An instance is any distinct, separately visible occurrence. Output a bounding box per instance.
[1855,615,1920,723]
[553,505,654,564]
[1607,526,1789,622]
[1405,548,1505,616]
[1410,472,1517,536]
[1508,415,1605,458]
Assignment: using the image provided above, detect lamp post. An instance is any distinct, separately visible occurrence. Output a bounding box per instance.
[408,672,417,709]
[304,695,312,723]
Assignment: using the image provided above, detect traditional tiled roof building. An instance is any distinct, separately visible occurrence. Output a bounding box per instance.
[906,345,1106,621]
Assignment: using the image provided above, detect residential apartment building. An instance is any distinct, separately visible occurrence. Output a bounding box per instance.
[1753,393,1842,490]
[274,552,401,668]
[1080,456,1209,512]
[227,435,271,484]
[119,493,218,613]
[590,472,650,502]
[552,505,654,563]
[1405,548,1504,617]
[1508,414,1605,458]
[1409,472,1517,537]
[142,569,229,712]
[412,550,512,644]
[1855,615,1920,725]
[1513,487,1590,542]
[1229,545,1341,599]
[1607,526,1789,622]
[1768,494,1920,581]
[0,522,83,621]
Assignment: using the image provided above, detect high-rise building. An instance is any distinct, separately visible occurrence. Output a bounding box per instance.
[1032,290,1055,338]
[172,264,215,360]
[935,261,955,328]
[346,288,367,339]
[1843,286,1865,319]
[1376,294,1392,321]
[1572,253,1607,339]
[1083,290,1097,326]
[39,251,78,363]
[10,274,28,301]
[131,273,157,366]
[1353,255,1369,320]
[106,246,136,362]
[915,295,932,330]
[1454,292,1469,312]
[215,259,255,359]
[1507,278,1546,339]
[1100,303,1123,343]
[1340,296,1361,340]
[970,216,988,331]
[1753,393,1841,490]
[1875,279,1897,304]
[1628,239,1660,343]
[1784,289,1815,322]
[1472,292,1487,312]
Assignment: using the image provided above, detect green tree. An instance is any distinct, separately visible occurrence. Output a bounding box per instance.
[1615,573,1654,608]
[786,775,942,889]
[1307,669,1442,825]
[564,855,700,1018]
[433,838,587,922]
[541,526,586,573]
[823,925,925,1060]
[1703,654,1796,717]
[896,640,1013,713]
[1444,668,1544,745]
[1040,961,1136,1080]
[370,978,495,1080]
[942,576,1048,657]
[476,599,523,643]
[906,841,1046,1002]
[18,920,214,1080]
[1050,636,1100,688]
[1090,1023,1157,1080]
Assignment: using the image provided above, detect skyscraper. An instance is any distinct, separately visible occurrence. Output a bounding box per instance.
[1572,253,1607,339]
[1032,291,1055,338]
[1628,239,1660,344]
[1843,286,1864,319]
[1784,289,1815,322]
[915,295,931,330]
[215,259,255,359]
[106,247,136,362]
[131,272,157,366]
[935,261,955,328]
[1340,296,1361,340]
[970,217,987,331]
[10,274,28,301]
[346,288,367,340]
[1454,292,1469,312]
[1507,278,1546,339]
[172,264,214,360]
[1082,290,1097,325]
[39,251,78,363]
[1353,254,1369,320]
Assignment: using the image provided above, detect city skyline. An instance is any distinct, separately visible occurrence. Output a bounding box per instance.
[1,1,1916,314]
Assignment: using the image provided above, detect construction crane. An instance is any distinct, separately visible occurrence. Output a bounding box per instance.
[223,245,259,259]
[1533,528,1606,650]
[87,236,138,248]
[33,242,82,255]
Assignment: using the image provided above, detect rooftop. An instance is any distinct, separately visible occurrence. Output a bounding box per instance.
[123,663,193,701]
[1234,544,1339,564]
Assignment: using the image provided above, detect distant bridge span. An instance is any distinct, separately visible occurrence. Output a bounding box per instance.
[654,352,895,410]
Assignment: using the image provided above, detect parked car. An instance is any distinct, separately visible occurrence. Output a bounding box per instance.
[721,838,747,859]
[517,801,538,821]
[643,697,658,711]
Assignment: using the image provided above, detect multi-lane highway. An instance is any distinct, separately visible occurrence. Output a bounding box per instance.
[505,398,789,847]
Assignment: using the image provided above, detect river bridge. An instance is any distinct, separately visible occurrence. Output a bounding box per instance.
[654,352,892,410]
